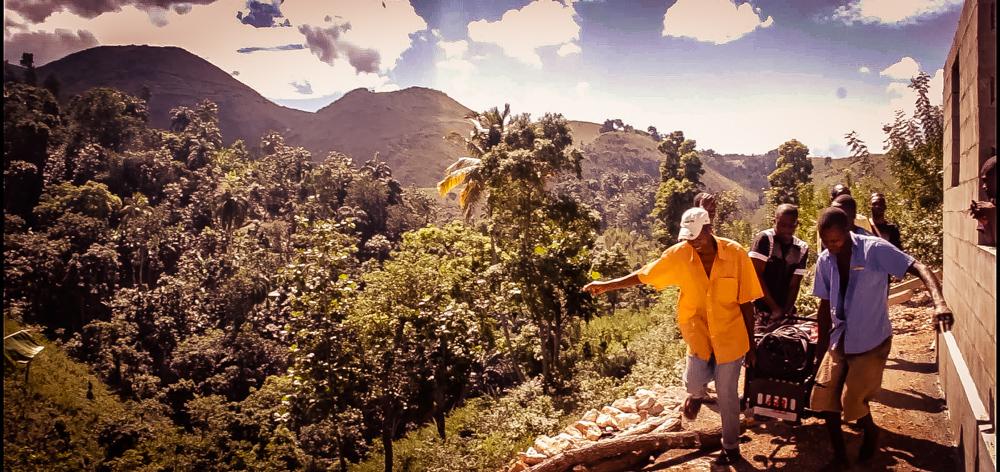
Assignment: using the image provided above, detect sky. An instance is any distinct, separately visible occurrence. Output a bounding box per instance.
[3,0,965,157]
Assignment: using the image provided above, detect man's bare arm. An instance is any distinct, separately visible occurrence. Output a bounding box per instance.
[583,272,642,296]
[784,274,804,314]
[740,301,757,366]
[905,261,953,331]
[816,299,831,363]
[751,258,783,317]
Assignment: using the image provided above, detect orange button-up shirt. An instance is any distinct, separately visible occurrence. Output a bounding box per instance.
[637,237,763,364]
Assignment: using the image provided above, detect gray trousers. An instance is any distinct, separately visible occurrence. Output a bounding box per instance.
[684,354,743,449]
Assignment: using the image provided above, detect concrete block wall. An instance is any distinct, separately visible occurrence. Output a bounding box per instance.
[941,1,997,471]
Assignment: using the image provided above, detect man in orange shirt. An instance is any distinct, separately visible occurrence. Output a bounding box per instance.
[584,207,763,465]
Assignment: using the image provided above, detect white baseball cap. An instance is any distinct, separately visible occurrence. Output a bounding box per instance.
[678,207,712,241]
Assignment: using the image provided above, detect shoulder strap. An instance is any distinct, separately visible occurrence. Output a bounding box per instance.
[868,218,883,239]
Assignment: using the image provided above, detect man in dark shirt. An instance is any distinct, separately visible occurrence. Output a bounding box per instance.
[832,195,872,238]
[970,156,996,246]
[868,193,902,250]
[748,204,809,332]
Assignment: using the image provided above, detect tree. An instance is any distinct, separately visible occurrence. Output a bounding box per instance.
[350,223,492,470]
[19,52,36,85]
[649,131,702,245]
[765,139,812,206]
[277,218,370,471]
[442,108,598,393]
[844,130,878,181]
[3,83,62,222]
[437,105,511,219]
[842,71,945,265]
[881,72,944,209]
[42,74,60,99]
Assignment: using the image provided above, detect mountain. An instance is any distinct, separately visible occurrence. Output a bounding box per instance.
[17,45,891,193]
[568,125,763,207]
[31,45,472,186]
[36,45,313,150]
[810,154,896,195]
[291,86,473,187]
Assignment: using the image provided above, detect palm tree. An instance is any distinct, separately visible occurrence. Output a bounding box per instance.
[437,104,510,219]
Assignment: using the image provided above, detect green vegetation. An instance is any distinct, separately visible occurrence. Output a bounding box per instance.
[650,131,704,245]
[352,289,684,472]
[3,70,943,472]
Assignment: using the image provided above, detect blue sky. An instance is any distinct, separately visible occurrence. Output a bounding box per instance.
[3,0,964,156]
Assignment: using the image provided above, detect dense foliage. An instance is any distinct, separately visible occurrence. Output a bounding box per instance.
[4,70,946,471]
[649,131,704,245]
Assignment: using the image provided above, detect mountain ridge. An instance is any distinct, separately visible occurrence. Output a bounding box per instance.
[10,45,880,193]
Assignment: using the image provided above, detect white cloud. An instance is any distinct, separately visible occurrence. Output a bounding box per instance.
[858,66,871,74]
[662,0,774,44]
[8,0,427,99]
[281,1,427,72]
[880,56,920,80]
[831,0,963,25]
[467,0,580,67]
[438,38,468,59]
[556,42,581,57]
[575,81,590,95]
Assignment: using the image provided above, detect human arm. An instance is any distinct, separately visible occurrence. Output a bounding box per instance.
[583,272,642,296]
[784,245,809,314]
[905,261,953,332]
[870,239,953,332]
[784,274,804,314]
[970,200,997,220]
[751,258,783,319]
[748,233,783,319]
[741,301,757,366]
[816,299,831,364]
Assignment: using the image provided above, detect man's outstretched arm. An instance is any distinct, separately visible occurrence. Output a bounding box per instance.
[905,261,953,331]
[583,272,642,296]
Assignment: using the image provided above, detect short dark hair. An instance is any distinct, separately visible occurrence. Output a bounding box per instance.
[982,156,996,177]
[694,192,714,206]
[775,203,798,219]
[818,207,850,232]
[832,193,857,211]
[830,184,851,200]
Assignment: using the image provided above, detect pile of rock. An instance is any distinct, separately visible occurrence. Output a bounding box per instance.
[506,385,686,471]
[891,289,933,335]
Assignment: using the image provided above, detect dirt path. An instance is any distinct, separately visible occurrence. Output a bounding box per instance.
[644,291,959,471]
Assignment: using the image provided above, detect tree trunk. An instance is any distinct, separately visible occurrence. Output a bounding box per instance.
[500,312,526,382]
[433,369,446,440]
[528,428,720,472]
[538,317,554,393]
[336,431,349,472]
[382,422,394,472]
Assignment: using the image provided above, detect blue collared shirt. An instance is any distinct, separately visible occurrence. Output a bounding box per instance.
[813,232,914,354]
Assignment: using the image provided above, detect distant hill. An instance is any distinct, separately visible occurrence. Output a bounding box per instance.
[291,86,473,187]
[11,45,894,193]
[29,45,472,186]
[35,46,313,150]
[568,126,763,208]
[809,154,896,195]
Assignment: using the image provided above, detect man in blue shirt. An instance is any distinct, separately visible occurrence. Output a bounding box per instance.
[811,208,952,469]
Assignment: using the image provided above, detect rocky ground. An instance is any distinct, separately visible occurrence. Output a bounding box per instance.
[646,289,957,471]
[512,289,958,471]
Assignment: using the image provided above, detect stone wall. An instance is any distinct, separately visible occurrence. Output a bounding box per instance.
[941,1,997,471]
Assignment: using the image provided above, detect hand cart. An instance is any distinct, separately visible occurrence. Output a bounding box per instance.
[741,315,821,424]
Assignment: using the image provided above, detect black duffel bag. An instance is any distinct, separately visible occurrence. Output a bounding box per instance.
[755,325,811,382]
